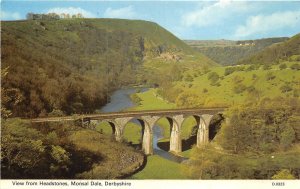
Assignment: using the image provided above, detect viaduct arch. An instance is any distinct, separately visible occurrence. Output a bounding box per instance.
[29,108,225,155]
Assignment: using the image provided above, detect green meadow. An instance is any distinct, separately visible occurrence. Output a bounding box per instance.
[173,61,300,107]
[131,155,188,179]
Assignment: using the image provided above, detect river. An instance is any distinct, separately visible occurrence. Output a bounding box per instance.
[100,88,187,163]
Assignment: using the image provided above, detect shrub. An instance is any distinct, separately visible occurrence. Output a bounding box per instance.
[233,84,247,94]
[185,74,194,82]
[290,63,300,70]
[280,85,292,93]
[208,72,219,85]
[279,63,287,70]
[262,64,271,70]
[266,72,276,81]
[272,169,295,180]
[247,86,256,93]
[224,67,235,76]
[232,75,244,84]
[236,66,245,71]
[246,65,256,71]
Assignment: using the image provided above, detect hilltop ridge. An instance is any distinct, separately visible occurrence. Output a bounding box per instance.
[238,33,300,65]
[185,37,289,65]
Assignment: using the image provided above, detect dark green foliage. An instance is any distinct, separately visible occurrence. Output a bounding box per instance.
[266,72,276,81]
[186,98,300,179]
[1,118,143,179]
[280,85,293,93]
[130,93,141,105]
[224,66,246,76]
[224,67,236,76]
[170,65,183,82]
[207,72,219,85]
[246,65,256,71]
[1,119,45,178]
[279,63,287,70]
[246,85,256,93]
[187,145,300,179]
[294,89,300,97]
[218,97,300,154]
[272,169,296,179]
[263,64,271,70]
[185,74,194,82]
[280,125,295,149]
[290,63,300,70]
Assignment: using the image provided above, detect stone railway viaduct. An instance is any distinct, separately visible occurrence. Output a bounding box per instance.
[29,108,226,155]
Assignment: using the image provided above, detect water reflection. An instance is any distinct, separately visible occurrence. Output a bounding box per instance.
[100,88,187,163]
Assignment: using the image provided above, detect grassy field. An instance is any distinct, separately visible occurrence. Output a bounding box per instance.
[127,89,196,179]
[131,155,188,179]
[128,89,198,140]
[93,88,195,179]
[129,88,176,111]
[174,61,300,107]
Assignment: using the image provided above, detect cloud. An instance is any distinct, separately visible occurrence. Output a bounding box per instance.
[181,0,252,27]
[103,6,137,19]
[1,11,21,20]
[47,7,95,18]
[234,10,300,38]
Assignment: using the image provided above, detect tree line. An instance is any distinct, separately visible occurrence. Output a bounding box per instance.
[26,12,84,20]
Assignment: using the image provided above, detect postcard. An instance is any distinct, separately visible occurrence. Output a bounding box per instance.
[1,1,300,188]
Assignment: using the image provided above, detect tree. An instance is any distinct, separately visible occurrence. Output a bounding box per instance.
[1,119,45,174]
[272,169,295,179]
[49,145,70,176]
[279,63,287,70]
[290,63,300,70]
[217,110,253,153]
[280,125,295,149]
[224,67,235,76]
[266,72,276,81]
[246,65,256,71]
[185,74,193,82]
[233,83,247,94]
[1,67,23,119]
[280,85,292,93]
[263,64,271,70]
[207,72,219,85]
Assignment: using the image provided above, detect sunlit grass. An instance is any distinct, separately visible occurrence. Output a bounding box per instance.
[131,155,188,179]
[175,62,300,107]
[131,88,176,111]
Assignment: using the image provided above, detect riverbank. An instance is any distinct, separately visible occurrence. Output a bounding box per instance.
[127,88,191,179]
[97,87,193,179]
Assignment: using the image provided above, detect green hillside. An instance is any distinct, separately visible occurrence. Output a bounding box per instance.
[1,18,214,118]
[185,37,288,65]
[152,61,300,108]
[238,34,300,65]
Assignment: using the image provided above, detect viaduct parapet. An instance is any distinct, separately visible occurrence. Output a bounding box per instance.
[29,108,226,155]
